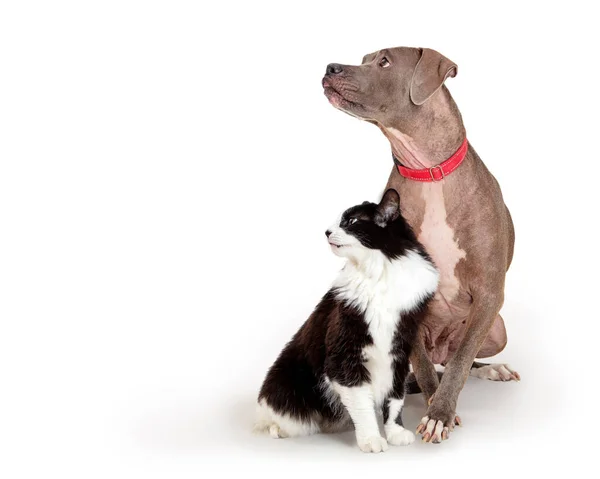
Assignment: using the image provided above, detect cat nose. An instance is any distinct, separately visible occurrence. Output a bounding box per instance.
[325,230,332,238]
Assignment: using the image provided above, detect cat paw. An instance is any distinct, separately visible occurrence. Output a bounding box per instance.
[268,423,288,438]
[357,435,389,453]
[385,425,415,446]
[470,363,520,381]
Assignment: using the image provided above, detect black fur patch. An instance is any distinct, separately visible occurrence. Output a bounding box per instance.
[339,190,432,261]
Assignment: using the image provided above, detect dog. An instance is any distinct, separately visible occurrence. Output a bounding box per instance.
[322,47,518,443]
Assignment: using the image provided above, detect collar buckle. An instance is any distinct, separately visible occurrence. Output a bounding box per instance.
[429,165,445,181]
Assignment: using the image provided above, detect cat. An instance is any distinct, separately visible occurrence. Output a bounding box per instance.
[254,189,439,453]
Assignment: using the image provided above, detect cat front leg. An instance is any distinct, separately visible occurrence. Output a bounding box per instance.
[383,396,415,446]
[382,359,416,446]
[331,383,388,453]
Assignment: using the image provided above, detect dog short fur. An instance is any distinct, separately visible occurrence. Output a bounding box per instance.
[322,47,518,443]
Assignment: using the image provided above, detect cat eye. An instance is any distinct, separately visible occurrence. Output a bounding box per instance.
[348,218,358,225]
[379,57,390,68]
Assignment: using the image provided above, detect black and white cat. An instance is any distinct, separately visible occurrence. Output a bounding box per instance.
[255,189,439,453]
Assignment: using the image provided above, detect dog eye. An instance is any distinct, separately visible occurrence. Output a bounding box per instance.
[379,57,390,68]
[349,218,358,225]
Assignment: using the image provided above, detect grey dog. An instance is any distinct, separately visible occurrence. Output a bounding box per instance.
[322,47,518,443]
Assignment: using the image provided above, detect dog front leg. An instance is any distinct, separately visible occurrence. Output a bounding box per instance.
[410,331,439,403]
[417,290,503,443]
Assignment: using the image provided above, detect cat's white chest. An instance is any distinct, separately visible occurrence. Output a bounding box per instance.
[361,308,399,407]
[332,249,439,405]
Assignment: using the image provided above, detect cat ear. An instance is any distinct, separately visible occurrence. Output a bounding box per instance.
[374,189,400,227]
[362,201,370,205]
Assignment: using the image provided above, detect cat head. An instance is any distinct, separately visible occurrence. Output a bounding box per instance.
[325,189,420,262]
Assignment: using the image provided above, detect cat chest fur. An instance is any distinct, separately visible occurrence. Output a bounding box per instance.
[360,309,401,406]
[330,251,439,406]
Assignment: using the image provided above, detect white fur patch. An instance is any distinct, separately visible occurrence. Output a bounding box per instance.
[332,248,439,318]
[331,249,438,407]
[386,425,415,446]
[384,398,414,446]
[330,383,383,446]
[385,398,404,427]
[357,435,389,453]
[254,399,320,438]
[326,221,360,255]
[327,249,437,449]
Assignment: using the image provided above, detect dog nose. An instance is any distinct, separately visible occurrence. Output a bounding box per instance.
[325,230,332,238]
[326,63,343,75]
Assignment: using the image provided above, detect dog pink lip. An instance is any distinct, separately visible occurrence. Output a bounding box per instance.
[322,77,342,96]
[323,87,345,107]
[323,84,362,111]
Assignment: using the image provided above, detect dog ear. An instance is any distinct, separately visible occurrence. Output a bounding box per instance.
[375,189,400,227]
[410,48,457,106]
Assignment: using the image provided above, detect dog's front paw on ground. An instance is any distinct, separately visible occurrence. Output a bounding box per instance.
[416,405,462,443]
[357,435,389,453]
[385,425,415,446]
[470,363,520,381]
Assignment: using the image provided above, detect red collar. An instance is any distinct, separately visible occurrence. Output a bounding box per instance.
[393,138,468,182]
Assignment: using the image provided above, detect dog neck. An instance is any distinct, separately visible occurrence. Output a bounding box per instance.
[378,89,466,169]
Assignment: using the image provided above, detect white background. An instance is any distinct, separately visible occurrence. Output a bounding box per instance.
[1,1,597,477]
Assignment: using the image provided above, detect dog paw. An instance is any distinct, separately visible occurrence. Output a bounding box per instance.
[470,363,520,382]
[385,425,415,446]
[357,435,389,453]
[416,404,462,443]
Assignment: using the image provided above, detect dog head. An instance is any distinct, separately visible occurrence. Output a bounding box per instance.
[322,47,457,128]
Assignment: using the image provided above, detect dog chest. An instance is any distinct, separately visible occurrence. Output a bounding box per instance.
[417,183,466,301]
